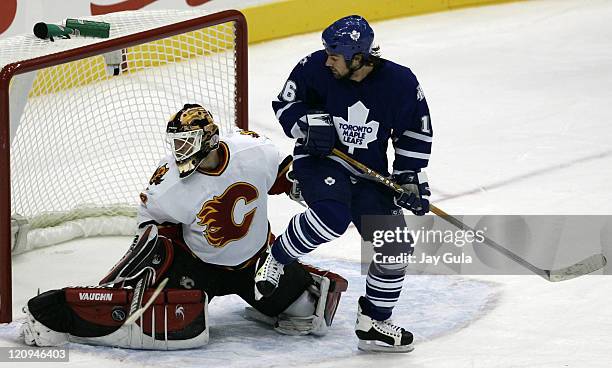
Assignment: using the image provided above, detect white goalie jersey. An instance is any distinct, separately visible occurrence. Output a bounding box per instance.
[137,132,283,266]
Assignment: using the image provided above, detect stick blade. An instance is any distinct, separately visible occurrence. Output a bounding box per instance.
[548,254,607,282]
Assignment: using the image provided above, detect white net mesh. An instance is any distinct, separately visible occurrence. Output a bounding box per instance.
[1,10,244,251]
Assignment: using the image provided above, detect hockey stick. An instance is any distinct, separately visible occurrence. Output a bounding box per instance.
[124,277,169,325]
[330,148,607,281]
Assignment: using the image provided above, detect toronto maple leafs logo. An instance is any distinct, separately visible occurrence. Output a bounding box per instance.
[350,30,360,41]
[333,101,380,154]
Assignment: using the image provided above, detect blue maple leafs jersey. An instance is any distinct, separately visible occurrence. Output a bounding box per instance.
[272,50,432,177]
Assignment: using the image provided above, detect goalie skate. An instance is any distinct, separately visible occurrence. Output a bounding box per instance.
[355,298,414,353]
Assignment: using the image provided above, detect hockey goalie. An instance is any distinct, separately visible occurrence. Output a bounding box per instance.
[21,104,347,350]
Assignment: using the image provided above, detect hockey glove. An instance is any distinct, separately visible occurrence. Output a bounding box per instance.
[303,111,335,157]
[393,171,431,216]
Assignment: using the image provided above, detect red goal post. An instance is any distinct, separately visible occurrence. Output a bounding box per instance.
[0,9,248,323]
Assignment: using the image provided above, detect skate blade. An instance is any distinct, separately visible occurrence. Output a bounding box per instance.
[358,339,414,353]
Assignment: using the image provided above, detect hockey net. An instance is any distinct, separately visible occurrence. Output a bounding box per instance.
[0,9,248,322]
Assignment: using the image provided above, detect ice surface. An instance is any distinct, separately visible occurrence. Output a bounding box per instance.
[0,254,497,368]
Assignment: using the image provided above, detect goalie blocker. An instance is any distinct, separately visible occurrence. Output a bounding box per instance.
[22,224,347,349]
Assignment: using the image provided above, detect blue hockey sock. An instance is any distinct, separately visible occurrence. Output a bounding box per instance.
[363,263,407,320]
[271,200,350,264]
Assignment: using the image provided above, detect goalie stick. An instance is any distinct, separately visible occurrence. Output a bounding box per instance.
[331,148,607,282]
[124,277,169,325]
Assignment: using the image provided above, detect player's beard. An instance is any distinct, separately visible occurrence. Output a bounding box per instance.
[330,60,364,80]
[329,67,347,79]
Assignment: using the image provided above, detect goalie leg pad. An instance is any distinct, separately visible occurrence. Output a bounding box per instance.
[302,264,348,328]
[245,264,348,336]
[273,275,331,336]
[22,306,68,347]
[23,287,208,350]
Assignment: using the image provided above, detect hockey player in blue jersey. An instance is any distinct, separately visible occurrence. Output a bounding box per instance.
[255,15,432,352]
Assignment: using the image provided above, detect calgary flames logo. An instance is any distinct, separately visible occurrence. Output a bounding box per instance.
[149,163,169,185]
[197,182,259,248]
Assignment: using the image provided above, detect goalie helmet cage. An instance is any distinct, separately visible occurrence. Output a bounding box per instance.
[0,9,248,323]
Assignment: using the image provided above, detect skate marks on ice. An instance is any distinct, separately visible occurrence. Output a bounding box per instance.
[0,258,499,367]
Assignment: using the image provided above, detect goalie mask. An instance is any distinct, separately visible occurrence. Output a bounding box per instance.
[166,104,220,178]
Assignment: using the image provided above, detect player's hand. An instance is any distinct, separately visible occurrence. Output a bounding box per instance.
[393,171,430,216]
[303,111,335,156]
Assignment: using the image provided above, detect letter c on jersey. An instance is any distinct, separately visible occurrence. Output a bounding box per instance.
[197,182,259,248]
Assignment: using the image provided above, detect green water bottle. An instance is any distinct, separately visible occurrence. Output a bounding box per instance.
[65,18,110,38]
[33,22,75,42]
